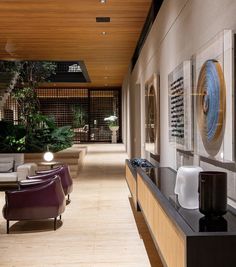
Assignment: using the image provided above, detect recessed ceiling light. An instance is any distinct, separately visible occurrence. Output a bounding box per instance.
[100,0,106,3]
[96,17,110,23]
[101,31,107,35]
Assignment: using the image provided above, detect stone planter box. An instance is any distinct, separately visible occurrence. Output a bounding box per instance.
[24,145,87,178]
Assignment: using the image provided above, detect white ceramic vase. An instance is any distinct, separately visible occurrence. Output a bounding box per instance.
[175,166,203,209]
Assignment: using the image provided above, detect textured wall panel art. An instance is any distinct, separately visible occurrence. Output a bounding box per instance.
[194,30,234,161]
[168,61,193,151]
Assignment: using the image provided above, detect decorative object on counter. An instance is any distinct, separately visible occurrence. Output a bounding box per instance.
[130,158,154,168]
[199,171,227,216]
[175,166,203,209]
[145,73,160,155]
[168,61,193,151]
[104,115,119,143]
[194,30,234,161]
[199,215,228,232]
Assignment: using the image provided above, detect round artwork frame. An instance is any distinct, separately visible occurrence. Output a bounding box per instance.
[196,59,226,157]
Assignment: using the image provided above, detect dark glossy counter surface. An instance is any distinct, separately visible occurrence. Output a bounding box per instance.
[139,167,236,234]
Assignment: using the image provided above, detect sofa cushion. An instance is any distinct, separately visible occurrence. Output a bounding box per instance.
[0,172,17,182]
[0,157,14,173]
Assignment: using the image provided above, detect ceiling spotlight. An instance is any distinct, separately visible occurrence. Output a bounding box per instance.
[101,31,107,35]
[100,0,106,3]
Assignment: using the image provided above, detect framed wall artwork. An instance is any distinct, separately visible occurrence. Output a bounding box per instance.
[168,61,193,151]
[193,30,234,162]
[144,73,160,156]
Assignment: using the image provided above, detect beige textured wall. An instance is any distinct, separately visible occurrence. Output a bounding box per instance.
[123,0,236,168]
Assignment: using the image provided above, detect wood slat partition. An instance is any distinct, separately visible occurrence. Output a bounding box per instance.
[137,174,186,267]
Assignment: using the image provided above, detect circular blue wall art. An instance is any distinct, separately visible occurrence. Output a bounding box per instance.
[196,59,226,157]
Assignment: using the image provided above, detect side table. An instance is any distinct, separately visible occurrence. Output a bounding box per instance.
[38,161,63,170]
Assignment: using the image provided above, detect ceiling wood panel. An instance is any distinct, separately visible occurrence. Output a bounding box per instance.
[0,0,152,88]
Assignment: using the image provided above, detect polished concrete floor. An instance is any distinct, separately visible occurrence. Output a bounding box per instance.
[0,144,155,267]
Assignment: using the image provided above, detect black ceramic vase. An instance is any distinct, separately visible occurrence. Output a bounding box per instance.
[199,171,227,217]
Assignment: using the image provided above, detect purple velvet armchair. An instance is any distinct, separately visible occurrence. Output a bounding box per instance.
[2,175,66,234]
[28,165,73,202]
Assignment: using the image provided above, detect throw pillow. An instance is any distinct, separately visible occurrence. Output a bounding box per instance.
[0,157,15,173]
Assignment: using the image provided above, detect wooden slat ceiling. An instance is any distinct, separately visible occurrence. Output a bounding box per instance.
[0,0,152,88]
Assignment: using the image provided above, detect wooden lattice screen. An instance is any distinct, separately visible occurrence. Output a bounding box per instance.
[36,88,121,143]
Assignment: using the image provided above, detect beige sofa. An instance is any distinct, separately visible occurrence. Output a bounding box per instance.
[0,154,37,183]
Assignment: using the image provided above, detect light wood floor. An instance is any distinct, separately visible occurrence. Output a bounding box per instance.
[0,144,152,267]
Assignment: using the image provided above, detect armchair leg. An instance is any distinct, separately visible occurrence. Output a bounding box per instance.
[66,194,71,205]
[7,220,9,234]
[54,217,57,231]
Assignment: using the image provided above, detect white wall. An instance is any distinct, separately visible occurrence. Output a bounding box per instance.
[123,0,236,169]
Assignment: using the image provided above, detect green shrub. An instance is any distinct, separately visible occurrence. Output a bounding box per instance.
[0,117,74,153]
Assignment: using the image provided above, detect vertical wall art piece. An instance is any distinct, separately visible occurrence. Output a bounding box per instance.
[145,74,160,155]
[168,61,193,151]
[194,30,234,161]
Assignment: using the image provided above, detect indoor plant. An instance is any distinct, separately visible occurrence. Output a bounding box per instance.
[0,61,74,153]
[104,115,119,130]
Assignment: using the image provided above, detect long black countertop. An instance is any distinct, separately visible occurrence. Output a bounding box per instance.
[137,167,236,236]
